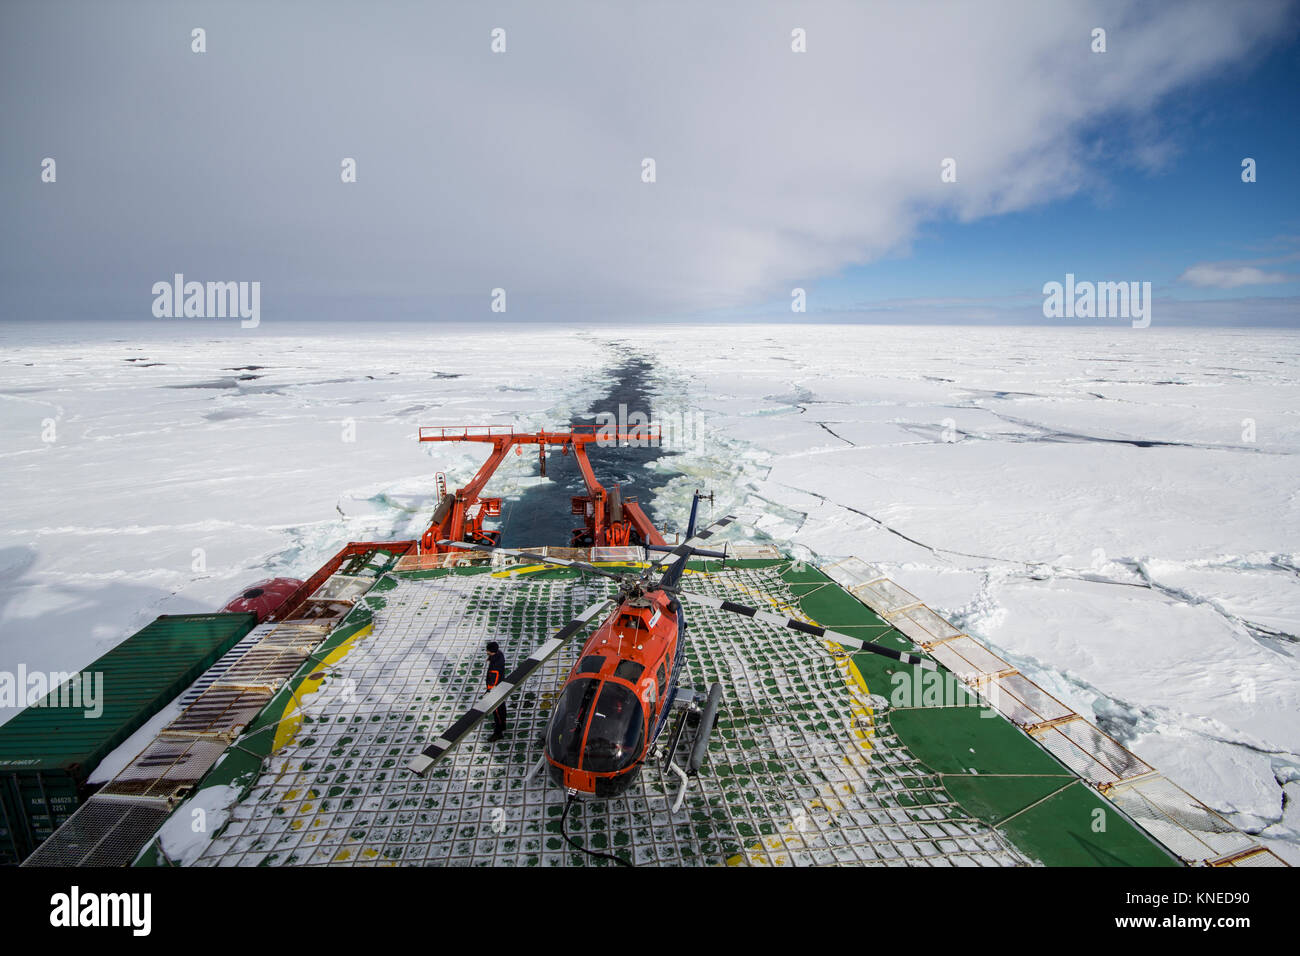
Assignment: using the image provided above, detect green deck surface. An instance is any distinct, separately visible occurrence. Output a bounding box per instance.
[782,563,1177,866]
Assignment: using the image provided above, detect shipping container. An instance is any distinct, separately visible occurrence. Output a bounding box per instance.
[0,611,257,863]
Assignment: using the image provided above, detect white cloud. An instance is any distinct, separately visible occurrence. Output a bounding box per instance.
[3,0,1295,320]
[1179,263,1298,288]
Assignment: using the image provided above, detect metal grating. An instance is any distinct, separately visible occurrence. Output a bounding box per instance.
[257,621,331,649]
[927,637,1011,681]
[981,683,1044,727]
[1107,774,1257,864]
[312,575,373,603]
[891,605,962,644]
[22,796,172,867]
[1213,847,1288,867]
[589,546,643,562]
[1027,717,1152,788]
[212,645,309,690]
[99,737,232,802]
[727,544,783,559]
[850,578,919,616]
[822,556,887,591]
[287,599,353,624]
[395,551,480,572]
[1031,719,1121,786]
[987,673,1073,727]
[1056,718,1152,781]
[163,685,275,738]
[175,624,277,708]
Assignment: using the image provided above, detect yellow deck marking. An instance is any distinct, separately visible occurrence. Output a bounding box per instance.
[490,561,712,579]
[262,622,380,860]
[724,577,876,867]
[270,623,373,751]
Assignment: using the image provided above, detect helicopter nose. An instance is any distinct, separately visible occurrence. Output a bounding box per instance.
[562,767,597,793]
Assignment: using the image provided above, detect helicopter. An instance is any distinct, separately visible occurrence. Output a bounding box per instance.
[406,491,936,811]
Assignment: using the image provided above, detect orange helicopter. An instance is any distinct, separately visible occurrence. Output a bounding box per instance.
[406,492,936,818]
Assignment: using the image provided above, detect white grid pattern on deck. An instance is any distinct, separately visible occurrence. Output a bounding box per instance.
[192,566,1028,866]
[686,566,1027,867]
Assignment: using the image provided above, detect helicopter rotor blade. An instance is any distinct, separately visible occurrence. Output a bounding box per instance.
[407,598,613,776]
[436,539,627,583]
[650,513,738,583]
[675,590,936,670]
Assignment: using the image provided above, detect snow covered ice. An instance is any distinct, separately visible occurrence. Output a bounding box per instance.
[2,319,1297,862]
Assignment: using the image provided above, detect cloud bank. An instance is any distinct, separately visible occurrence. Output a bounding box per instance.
[1,0,1294,322]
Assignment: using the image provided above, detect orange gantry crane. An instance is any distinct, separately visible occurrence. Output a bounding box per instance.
[417,426,667,553]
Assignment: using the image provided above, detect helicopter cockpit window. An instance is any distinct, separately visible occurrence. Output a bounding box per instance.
[613,660,644,683]
[577,655,606,675]
[582,681,645,773]
[617,614,642,630]
[547,678,599,766]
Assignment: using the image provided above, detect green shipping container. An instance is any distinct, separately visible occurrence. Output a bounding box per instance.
[0,611,257,863]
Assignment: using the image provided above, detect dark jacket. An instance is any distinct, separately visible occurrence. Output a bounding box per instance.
[486,651,506,689]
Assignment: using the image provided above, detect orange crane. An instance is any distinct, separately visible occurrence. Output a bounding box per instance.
[417,426,667,552]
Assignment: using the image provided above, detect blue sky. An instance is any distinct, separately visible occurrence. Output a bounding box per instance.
[797,38,1300,324]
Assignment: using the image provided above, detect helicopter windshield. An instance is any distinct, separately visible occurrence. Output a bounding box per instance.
[546,678,645,774]
[547,678,600,766]
[582,682,645,773]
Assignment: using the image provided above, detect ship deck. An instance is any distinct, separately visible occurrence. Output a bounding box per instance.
[111,550,1276,867]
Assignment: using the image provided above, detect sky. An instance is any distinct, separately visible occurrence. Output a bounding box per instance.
[2,0,1298,327]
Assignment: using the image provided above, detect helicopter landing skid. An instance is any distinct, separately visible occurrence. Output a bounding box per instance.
[663,758,691,813]
[650,682,724,813]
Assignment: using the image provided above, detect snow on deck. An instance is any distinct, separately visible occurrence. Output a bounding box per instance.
[189,565,1029,866]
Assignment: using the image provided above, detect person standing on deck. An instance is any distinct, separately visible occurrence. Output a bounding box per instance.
[485,641,507,741]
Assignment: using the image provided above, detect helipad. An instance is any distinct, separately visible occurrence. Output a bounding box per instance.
[110,553,1268,867]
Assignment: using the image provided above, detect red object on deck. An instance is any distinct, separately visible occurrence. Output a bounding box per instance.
[264,540,415,623]
[222,577,304,624]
